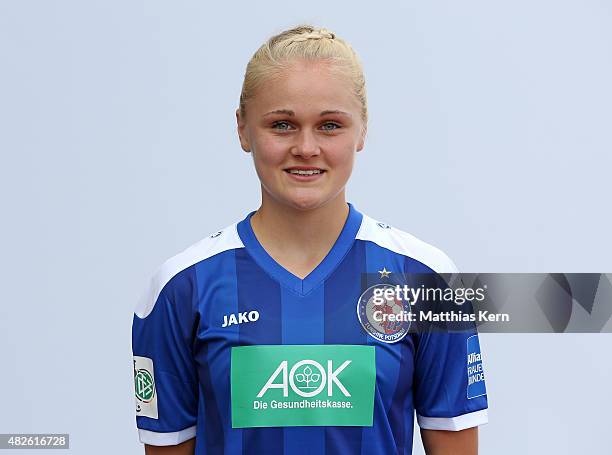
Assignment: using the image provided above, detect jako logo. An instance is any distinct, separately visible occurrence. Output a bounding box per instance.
[222,311,259,327]
[257,360,351,398]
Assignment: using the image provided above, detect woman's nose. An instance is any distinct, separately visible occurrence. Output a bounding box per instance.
[291,129,320,158]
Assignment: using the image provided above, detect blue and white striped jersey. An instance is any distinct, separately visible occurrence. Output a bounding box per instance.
[132,202,488,454]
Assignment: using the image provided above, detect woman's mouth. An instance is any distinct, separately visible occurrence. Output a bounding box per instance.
[284,167,326,181]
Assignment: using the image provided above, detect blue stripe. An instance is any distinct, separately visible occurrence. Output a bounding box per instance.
[194,383,207,452]
[281,286,325,455]
[195,255,234,455]
[359,241,407,455]
[362,240,404,412]
[395,255,437,454]
[324,242,366,455]
[202,249,243,455]
[197,342,224,454]
[387,341,414,455]
[236,248,284,455]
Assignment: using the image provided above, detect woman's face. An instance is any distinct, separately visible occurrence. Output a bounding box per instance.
[237,59,366,212]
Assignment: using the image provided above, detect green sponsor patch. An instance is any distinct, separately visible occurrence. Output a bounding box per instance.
[231,344,376,428]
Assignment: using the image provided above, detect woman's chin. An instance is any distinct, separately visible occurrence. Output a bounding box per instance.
[284,191,347,212]
[263,184,343,212]
[280,193,330,212]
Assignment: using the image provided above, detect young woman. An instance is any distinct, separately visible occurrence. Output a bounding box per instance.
[132,25,488,455]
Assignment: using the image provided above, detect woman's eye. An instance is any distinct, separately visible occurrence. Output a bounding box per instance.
[271,121,340,132]
[321,122,340,131]
[272,121,292,131]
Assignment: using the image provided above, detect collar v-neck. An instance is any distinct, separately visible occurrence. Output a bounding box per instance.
[236,202,363,296]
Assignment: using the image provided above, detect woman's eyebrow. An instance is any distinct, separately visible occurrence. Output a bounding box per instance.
[320,110,352,118]
[264,109,295,117]
[263,109,352,117]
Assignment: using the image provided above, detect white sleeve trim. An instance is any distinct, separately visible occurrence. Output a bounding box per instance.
[417,409,488,431]
[138,425,197,446]
[135,223,244,319]
[356,214,459,274]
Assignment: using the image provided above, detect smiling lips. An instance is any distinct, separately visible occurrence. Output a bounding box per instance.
[284,166,326,179]
[285,166,325,176]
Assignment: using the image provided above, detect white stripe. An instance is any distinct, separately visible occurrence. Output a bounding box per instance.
[417,409,488,431]
[356,214,459,273]
[135,223,244,319]
[138,425,197,445]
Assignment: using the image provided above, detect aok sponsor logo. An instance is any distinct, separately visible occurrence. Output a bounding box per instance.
[231,345,375,427]
[253,359,352,410]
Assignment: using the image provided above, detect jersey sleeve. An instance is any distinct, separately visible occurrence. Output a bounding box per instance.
[131,268,199,445]
[413,328,489,431]
[403,246,489,431]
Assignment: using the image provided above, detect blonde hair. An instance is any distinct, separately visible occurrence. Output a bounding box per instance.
[239,25,368,126]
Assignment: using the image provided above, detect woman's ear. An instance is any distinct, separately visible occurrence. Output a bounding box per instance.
[236,109,251,153]
[357,125,367,152]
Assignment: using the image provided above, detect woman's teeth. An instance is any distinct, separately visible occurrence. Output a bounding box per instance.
[287,169,323,175]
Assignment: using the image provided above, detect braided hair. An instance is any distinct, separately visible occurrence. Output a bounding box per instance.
[239,25,367,126]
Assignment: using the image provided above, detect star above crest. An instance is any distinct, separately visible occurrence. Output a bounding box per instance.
[378,267,391,279]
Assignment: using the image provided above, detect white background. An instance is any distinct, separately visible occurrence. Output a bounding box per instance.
[0,1,610,453]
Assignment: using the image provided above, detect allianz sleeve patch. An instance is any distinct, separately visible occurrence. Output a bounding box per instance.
[466,335,487,399]
[133,356,158,419]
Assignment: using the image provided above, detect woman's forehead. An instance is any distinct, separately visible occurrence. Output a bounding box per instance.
[250,61,359,113]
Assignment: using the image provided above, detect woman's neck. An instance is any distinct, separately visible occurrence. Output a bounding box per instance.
[249,192,350,279]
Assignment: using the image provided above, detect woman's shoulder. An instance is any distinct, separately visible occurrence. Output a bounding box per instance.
[357,212,459,274]
[134,221,243,318]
